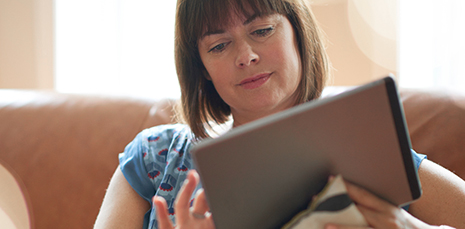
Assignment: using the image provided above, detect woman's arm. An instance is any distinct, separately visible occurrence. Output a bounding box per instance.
[94,167,150,229]
[326,159,465,229]
[409,159,465,228]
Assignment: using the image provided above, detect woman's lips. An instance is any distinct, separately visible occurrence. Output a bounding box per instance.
[238,73,272,89]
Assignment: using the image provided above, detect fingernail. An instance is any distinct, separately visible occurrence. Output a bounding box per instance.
[152,195,161,204]
[194,189,200,197]
[194,188,204,198]
[182,178,189,187]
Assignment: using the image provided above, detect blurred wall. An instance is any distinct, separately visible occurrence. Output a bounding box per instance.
[0,0,396,89]
[310,0,398,86]
[0,0,54,89]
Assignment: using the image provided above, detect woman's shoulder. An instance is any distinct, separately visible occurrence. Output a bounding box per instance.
[120,123,194,166]
[136,123,193,144]
[118,123,194,199]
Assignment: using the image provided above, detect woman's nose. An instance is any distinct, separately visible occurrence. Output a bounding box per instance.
[235,41,259,68]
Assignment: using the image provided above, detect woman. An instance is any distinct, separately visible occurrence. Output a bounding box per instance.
[94,0,465,228]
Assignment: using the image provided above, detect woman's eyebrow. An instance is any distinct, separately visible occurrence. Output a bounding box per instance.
[202,29,225,39]
[243,13,259,25]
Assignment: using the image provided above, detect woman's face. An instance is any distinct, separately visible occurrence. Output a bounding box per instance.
[198,13,302,126]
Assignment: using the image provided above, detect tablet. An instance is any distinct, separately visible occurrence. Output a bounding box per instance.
[191,76,422,229]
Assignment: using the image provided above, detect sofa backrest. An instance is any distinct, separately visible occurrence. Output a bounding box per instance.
[0,88,464,229]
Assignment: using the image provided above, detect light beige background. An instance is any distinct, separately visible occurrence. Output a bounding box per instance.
[0,0,396,89]
[311,0,397,85]
[0,0,54,89]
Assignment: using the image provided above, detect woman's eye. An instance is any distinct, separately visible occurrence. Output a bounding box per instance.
[252,27,274,37]
[209,42,228,53]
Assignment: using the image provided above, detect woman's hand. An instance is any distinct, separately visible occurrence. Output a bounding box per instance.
[325,181,436,229]
[153,170,215,229]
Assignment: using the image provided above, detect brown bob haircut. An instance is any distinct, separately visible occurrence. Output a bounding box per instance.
[175,0,330,139]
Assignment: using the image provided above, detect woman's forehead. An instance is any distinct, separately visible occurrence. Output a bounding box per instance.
[196,0,283,39]
[200,12,281,40]
[199,11,278,39]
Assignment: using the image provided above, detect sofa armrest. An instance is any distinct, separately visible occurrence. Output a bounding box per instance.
[0,90,175,229]
[401,89,465,179]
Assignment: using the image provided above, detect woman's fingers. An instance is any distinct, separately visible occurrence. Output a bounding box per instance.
[344,181,389,212]
[355,204,388,227]
[343,181,431,229]
[174,170,200,223]
[192,189,210,216]
[154,196,174,229]
[155,170,216,229]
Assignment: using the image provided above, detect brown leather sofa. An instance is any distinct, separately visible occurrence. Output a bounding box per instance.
[0,88,464,229]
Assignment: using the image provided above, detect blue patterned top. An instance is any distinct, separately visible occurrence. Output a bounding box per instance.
[119,124,426,228]
[119,124,197,229]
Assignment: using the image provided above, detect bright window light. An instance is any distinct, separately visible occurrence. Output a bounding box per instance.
[55,0,180,99]
[399,0,465,92]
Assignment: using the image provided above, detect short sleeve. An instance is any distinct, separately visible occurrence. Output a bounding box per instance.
[411,149,426,171]
[118,124,195,228]
[119,130,156,202]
